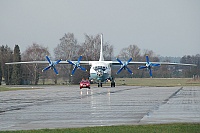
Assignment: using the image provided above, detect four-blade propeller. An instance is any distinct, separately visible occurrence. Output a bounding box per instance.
[42,55,62,75]
[67,55,87,76]
[42,55,160,77]
[116,58,133,74]
[138,55,160,77]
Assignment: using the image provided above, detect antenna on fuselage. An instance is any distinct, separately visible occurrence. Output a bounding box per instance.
[99,34,104,61]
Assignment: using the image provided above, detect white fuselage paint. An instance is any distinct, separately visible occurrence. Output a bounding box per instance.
[89,61,111,83]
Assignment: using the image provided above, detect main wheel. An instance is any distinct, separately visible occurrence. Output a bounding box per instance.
[111,81,115,87]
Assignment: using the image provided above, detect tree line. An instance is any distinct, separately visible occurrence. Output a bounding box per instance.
[0,33,199,85]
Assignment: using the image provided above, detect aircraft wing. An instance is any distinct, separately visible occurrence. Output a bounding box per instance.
[5,61,90,65]
[5,61,45,65]
[110,61,146,65]
[5,60,196,66]
[109,61,196,66]
[156,62,197,66]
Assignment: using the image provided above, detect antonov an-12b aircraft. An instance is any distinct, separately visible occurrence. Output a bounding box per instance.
[6,34,196,87]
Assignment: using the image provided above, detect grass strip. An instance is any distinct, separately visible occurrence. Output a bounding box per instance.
[0,123,200,133]
[115,78,200,86]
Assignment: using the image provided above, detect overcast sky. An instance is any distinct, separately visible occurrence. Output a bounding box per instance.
[1,0,200,57]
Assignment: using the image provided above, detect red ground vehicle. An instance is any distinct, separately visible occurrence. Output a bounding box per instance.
[80,80,90,89]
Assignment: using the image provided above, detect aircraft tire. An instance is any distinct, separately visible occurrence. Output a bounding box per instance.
[111,81,115,87]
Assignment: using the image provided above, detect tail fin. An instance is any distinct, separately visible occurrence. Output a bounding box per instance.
[99,34,104,61]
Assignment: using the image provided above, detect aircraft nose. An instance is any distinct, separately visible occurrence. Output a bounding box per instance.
[96,69,103,77]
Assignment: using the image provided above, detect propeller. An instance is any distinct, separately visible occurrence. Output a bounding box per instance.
[138,55,160,77]
[42,55,62,75]
[116,58,133,74]
[67,55,87,76]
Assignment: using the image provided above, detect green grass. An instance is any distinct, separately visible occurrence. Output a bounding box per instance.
[115,78,200,87]
[0,123,200,133]
[38,78,200,86]
[1,78,199,92]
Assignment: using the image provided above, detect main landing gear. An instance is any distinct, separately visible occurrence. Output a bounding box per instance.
[98,82,102,87]
[97,81,115,87]
[111,80,115,87]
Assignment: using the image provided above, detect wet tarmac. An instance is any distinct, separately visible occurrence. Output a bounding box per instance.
[0,85,200,130]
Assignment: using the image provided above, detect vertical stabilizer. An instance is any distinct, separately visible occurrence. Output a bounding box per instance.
[99,34,104,61]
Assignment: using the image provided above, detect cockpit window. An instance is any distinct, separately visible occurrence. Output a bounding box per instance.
[94,66,108,71]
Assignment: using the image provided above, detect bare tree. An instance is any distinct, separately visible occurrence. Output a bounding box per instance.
[103,43,114,61]
[22,43,50,85]
[181,54,200,78]
[118,44,141,61]
[80,34,100,61]
[54,33,80,83]
[80,34,113,61]
[22,43,49,61]
[54,33,80,60]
